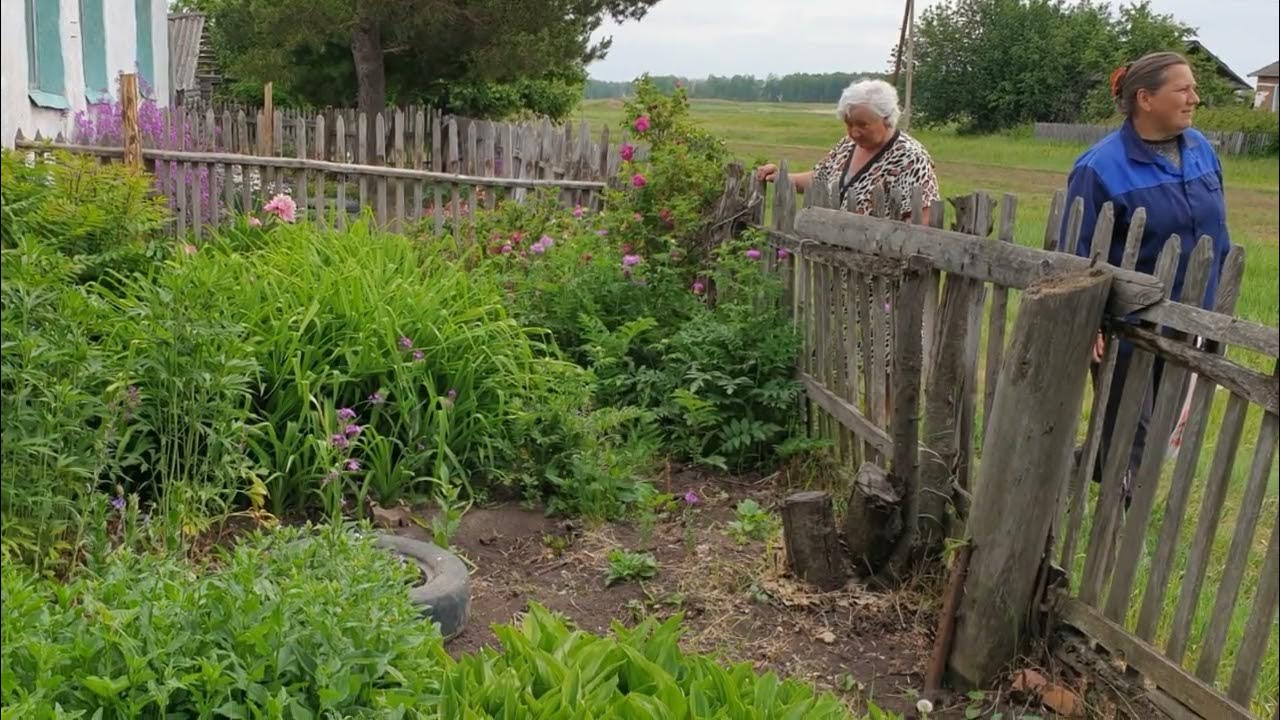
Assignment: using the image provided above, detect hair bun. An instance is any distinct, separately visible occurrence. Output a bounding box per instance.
[1109,65,1129,98]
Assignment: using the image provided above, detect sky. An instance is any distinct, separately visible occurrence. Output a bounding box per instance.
[586,0,1279,87]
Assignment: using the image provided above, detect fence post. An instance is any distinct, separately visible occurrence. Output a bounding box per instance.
[260,82,273,156]
[947,267,1113,689]
[120,73,142,169]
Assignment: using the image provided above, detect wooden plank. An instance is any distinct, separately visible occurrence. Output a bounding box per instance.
[794,207,1164,317]
[394,109,406,231]
[375,113,388,227]
[314,114,326,228]
[1079,238,1181,606]
[887,255,931,570]
[294,116,308,224]
[158,110,172,214]
[176,106,188,238]
[272,108,283,194]
[1116,325,1279,415]
[801,373,894,457]
[357,113,369,213]
[1103,237,1216,623]
[870,275,889,426]
[1088,202,1116,263]
[1121,207,1147,269]
[855,272,875,427]
[983,194,1018,438]
[221,111,234,219]
[335,115,347,230]
[1194,409,1278,682]
[1056,596,1253,720]
[1134,300,1279,361]
[1043,189,1065,251]
[1227,513,1280,704]
[414,109,425,220]
[1062,196,1085,255]
[449,123,461,244]
[120,74,142,168]
[948,268,1113,687]
[1164,392,1249,663]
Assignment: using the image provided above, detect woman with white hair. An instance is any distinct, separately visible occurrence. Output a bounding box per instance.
[756,79,939,221]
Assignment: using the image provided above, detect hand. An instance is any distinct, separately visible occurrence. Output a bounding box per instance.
[755,163,778,182]
[1092,332,1105,364]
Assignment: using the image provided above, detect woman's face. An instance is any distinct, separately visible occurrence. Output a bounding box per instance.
[845,104,892,149]
[1138,63,1199,135]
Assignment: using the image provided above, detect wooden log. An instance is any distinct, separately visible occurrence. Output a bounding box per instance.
[887,255,930,570]
[844,462,903,576]
[782,491,846,591]
[120,74,142,168]
[948,267,1113,688]
[795,206,1162,317]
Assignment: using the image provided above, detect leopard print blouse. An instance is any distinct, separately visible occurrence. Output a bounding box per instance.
[812,131,940,220]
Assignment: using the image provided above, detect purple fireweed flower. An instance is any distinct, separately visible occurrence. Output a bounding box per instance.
[692,280,705,295]
[777,248,790,260]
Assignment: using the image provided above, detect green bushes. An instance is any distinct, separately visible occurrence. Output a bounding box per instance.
[1,527,449,718]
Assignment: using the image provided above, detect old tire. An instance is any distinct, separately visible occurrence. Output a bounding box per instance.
[374,533,471,640]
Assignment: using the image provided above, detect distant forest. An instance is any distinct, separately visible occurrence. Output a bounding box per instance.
[585,72,888,103]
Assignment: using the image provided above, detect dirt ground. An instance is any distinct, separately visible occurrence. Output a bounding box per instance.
[386,466,1099,719]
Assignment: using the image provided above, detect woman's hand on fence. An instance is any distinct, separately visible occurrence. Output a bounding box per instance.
[1092,332,1105,364]
[755,163,778,182]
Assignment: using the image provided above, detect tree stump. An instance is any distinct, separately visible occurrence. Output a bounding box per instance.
[844,463,903,576]
[781,491,846,591]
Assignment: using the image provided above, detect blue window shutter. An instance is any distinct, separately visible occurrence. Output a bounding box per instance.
[79,0,108,102]
[134,0,154,93]
[25,0,69,109]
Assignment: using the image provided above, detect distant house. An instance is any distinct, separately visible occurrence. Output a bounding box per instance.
[168,12,222,108]
[1185,40,1253,101]
[1249,61,1279,112]
[2,0,171,146]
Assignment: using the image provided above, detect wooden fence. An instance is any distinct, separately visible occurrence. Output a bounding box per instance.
[1034,122,1278,155]
[15,100,636,241]
[755,164,1279,718]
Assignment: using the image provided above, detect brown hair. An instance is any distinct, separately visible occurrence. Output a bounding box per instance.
[1111,51,1189,116]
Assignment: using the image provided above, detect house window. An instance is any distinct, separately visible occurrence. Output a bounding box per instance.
[134,0,153,93]
[79,0,108,102]
[25,0,68,109]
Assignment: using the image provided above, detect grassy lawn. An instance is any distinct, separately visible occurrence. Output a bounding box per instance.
[574,98,1280,716]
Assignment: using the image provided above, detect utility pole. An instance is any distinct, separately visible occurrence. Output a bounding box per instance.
[902,0,917,132]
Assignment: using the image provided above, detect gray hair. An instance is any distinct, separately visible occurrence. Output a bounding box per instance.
[836,79,902,129]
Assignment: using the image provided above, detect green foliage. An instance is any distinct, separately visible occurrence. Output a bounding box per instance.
[585,72,888,103]
[726,499,778,544]
[440,603,858,718]
[605,548,659,586]
[189,0,658,119]
[914,0,1244,131]
[1,150,169,283]
[0,526,449,718]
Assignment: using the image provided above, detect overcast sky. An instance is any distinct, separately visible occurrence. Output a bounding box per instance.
[586,0,1279,87]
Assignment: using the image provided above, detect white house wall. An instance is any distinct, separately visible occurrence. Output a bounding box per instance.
[2,0,169,147]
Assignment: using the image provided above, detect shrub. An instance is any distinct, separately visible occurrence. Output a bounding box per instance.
[0,526,450,718]
[439,603,856,718]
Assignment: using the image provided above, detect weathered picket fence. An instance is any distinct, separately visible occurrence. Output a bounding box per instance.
[755,161,1278,719]
[1034,122,1278,156]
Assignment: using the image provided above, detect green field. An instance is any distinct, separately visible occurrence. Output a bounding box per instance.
[574,98,1280,716]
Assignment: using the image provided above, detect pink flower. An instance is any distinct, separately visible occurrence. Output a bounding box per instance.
[540,234,555,248]
[573,205,585,218]
[531,241,546,255]
[683,490,700,505]
[412,349,425,362]
[337,407,357,422]
[399,336,413,349]
[777,248,790,260]
[247,216,262,227]
[631,174,647,188]
[746,248,762,260]
[692,281,705,295]
[619,143,635,161]
[622,254,642,268]
[344,424,362,438]
[501,243,513,254]
[182,243,198,255]
[596,229,609,237]
[634,115,651,133]
[263,193,297,223]
[345,459,361,472]
[632,212,643,221]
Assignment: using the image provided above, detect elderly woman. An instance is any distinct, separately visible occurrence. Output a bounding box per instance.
[756,79,940,220]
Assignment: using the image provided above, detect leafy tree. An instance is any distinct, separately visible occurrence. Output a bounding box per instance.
[181,0,661,119]
[911,0,1241,131]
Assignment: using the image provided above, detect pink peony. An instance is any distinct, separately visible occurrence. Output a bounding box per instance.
[619,142,635,161]
[634,115,651,133]
[631,174,647,188]
[247,216,262,227]
[263,193,297,223]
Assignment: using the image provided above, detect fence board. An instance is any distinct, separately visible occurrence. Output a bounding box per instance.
[314,115,327,227]
[357,114,369,212]
[295,116,308,226]
[375,114,388,227]
[394,109,406,231]
[1227,513,1280,704]
[335,115,348,230]
[1034,122,1276,156]
[983,195,1018,439]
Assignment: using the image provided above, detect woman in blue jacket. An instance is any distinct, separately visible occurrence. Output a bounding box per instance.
[1062,51,1231,498]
